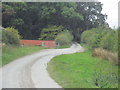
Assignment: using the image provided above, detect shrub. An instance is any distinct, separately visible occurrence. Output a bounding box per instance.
[81,27,107,48]
[2,27,20,45]
[81,26,118,52]
[55,30,73,46]
[81,30,93,44]
[100,30,118,52]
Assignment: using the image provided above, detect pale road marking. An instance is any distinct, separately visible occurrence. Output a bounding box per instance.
[0,44,84,88]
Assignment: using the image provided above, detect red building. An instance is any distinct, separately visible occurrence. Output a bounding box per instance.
[20,40,56,48]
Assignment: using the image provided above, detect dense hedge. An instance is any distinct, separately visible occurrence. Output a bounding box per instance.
[2,27,21,45]
[81,26,118,52]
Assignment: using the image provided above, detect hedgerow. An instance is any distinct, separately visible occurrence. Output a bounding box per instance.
[81,26,118,52]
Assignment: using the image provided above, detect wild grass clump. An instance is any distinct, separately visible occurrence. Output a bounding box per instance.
[92,48,118,65]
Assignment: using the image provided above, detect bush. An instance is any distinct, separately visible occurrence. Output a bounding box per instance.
[100,30,118,52]
[2,27,20,45]
[55,30,73,46]
[81,26,118,52]
[81,27,107,48]
[81,30,92,44]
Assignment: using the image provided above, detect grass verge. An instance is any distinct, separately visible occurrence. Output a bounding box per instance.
[2,45,45,66]
[55,44,71,49]
[47,50,118,88]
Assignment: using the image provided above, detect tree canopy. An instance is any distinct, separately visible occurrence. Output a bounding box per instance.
[2,2,107,42]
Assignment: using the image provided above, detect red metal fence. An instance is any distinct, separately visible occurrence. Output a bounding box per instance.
[20,40,56,48]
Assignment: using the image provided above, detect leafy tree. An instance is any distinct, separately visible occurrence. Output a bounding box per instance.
[39,25,64,40]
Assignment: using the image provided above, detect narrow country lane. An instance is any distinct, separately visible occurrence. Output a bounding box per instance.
[0,44,84,88]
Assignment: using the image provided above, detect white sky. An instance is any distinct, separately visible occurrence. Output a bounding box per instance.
[99,0,119,29]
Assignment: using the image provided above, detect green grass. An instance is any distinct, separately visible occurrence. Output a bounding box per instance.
[47,50,118,88]
[2,45,45,66]
[55,44,71,49]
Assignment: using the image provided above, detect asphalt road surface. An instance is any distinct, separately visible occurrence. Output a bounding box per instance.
[0,44,84,89]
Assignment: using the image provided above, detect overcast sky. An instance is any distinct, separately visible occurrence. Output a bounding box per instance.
[99,0,119,29]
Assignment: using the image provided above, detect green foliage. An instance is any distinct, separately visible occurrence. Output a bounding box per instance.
[10,18,24,26]
[2,3,26,28]
[100,30,117,52]
[39,25,64,40]
[2,2,106,41]
[81,27,118,52]
[40,4,56,18]
[61,6,83,20]
[2,27,21,45]
[81,30,92,44]
[2,3,15,16]
[55,30,73,46]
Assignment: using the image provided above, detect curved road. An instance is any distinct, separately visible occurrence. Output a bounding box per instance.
[0,44,84,88]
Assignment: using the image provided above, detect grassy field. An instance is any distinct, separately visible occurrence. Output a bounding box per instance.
[47,50,118,88]
[2,46,45,66]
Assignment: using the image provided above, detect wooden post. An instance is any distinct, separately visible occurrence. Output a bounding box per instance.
[42,42,43,46]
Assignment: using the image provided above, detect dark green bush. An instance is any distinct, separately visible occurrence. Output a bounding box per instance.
[2,27,20,45]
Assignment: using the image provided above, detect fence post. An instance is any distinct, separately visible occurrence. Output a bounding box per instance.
[42,42,43,46]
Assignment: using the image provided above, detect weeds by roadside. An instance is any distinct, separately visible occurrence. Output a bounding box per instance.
[92,48,118,65]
